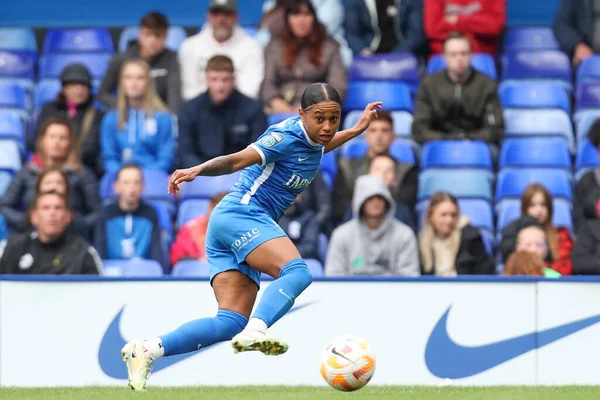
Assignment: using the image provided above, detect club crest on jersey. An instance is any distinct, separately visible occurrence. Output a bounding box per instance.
[260,132,285,148]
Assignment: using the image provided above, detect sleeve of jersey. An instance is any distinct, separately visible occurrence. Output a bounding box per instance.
[249,131,288,167]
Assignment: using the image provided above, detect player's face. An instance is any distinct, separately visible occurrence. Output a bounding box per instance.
[31,194,71,240]
[121,63,148,100]
[207,69,235,104]
[527,192,549,224]
[138,27,167,59]
[369,157,396,188]
[443,38,472,77]
[114,168,144,207]
[39,171,68,196]
[301,101,341,145]
[288,5,315,39]
[429,200,459,238]
[516,229,547,259]
[365,120,394,155]
[41,123,71,161]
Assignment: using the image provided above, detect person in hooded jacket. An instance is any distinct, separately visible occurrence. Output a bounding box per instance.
[418,191,494,275]
[325,174,419,276]
[98,12,182,113]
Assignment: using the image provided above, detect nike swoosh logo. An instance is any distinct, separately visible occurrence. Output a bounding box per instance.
[99,301,317,379]
[279,288,293,302]
[425,305,600,379]
[331,346,355,365]
[298,157,309,162]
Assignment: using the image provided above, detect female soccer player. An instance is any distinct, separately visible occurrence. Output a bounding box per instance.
[121,83,382,391]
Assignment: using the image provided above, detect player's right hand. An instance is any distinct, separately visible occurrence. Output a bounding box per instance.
[168,167,199,195]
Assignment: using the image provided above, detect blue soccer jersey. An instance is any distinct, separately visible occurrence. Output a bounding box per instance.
[226,116,324,221]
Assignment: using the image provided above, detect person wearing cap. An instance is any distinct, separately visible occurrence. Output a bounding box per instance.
[98,12,182,114]
[34,63,106,176]
[178,0,264,100]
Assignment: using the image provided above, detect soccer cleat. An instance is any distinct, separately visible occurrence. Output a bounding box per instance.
[121,341,154,391]
[231,330,289,356]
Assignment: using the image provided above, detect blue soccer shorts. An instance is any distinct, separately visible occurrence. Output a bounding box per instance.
[205,199,287,288]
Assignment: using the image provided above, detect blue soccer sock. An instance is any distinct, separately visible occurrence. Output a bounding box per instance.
[251,258,313,328]
[159,309,248,356]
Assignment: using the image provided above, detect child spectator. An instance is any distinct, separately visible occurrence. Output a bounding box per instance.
[278,193,320,260]
[94,164,166,272]
[419,191,494,275]
[100,59,175,174]
[499,184,573,275]
[0,118,100,235]
[505,226,561,277]
[261,0,347,114]
[170,192,227,266]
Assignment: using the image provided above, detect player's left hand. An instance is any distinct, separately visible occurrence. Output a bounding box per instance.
[168,167,200,195]
[354,102,383,134]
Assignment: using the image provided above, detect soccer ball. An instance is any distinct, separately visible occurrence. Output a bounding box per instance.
[319,334,376,391]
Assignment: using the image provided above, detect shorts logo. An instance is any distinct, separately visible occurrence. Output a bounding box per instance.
[231,228,261,252]
[260,132,285,148]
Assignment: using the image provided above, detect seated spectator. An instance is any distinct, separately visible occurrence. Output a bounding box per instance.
[345,0,426,57]
[98,12,182,113]
[572,198,600,275]
[94,164,166,272]
[325,175,419,276]
[333,111,417,224]
[575,120,600,232]
[279,193,320,260]
[301,170,332,235]
[179,0,264,100]
[257,0,352,65]
[419,191,494,275]
[0,190,102,274]
[178,55,267,168]
[35,64,105,176]
[170,191,227,266]
[412,32,504,150]
[424,0,505,56]
[553,0,597,65]
[499,183,573,275]
[261,0,347,114]
[0,118,100,234]
[504,251,561,278]
[100,59,175,174]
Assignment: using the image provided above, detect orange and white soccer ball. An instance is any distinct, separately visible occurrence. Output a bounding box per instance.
[319,334,376,391]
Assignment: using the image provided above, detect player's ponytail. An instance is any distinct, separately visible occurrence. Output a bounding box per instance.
[301,83,342,111]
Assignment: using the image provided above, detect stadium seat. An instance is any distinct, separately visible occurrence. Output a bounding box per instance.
[343,81,412,112]
[34,80,62,110]
[0,111,25,146]
[0,51,36,89]
[43,28,114,53]
[268,113,296,126]
[502,27,559,52]
[342,139,415,164]
[575,140,599,181]
[149,200,173,242]
[576,55,600,88]
[102,259,163,277]
[418,170,493,203]
[420,140,492,170]
[242,26,258,37]
[0,171,12,198]
[426,53,497,79]
[343,110,413,139]
[342,140,369,158]
[499,138,571,170]
[39,53,111,83]
[176,199,210,228]
[0,214,8,242]
[118,26,188,52]
[172,260,211,277]
[500,50,572,91]
[318,233,328,263]
[320,151,336,191]
[503,109,575,153]
[0,27,37,52]
[499,82,570,114]
[0,81,28,110]
[178,172,241,202]
[348,53,420,91]
[305,259,324,277]
[574,109,600,144]
[576,81,600,111]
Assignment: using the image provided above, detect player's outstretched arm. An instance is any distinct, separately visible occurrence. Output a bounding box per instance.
[324,102,382,154]
[168,147,262,194]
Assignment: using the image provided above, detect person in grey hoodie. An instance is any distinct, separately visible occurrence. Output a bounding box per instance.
[325,175,420,276]
[98,12,182,113]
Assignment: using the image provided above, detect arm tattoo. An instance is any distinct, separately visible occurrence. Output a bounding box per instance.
[198,155,235,176]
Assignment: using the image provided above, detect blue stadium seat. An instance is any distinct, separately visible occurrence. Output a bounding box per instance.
[0,51,36,90]
[320,151,337,191]
[503,109,574,153]
[0,171,13,198]
[149,200,173,242]
[0,111,25,146]
[242,26,258,37]
[342,139,415,164]
[499,82,570,114]
[343,81,412,112]
[342,140,368,158]
[268,113,296,126]
[0,214,8,242]
[420,140,492,170]
[500,50,572,91]
[348,53,420,91]
[118,26,188,52]
[305,259,324,277]
[576,81,600,111]
[172,260,211,277]
[39,53,111,83]
[503,27,559,52]
[318,233,328,263]
[102,259,163,277]
[499,138,571,170]
[343,110,413,138]
[575,140,599,181]
[179,172,241,202]
[176,199,210,228]
[34,80,62,110]
[418,170,493,203]
[576,55,600,88]
[574,109,600,144]
[0,28,37,52]
[43,28,114,53]
[0,81,28,111]
[426,53,497,79]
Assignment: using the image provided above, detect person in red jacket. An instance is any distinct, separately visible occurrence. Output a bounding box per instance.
[424,0,506,56]
[170,192,228,266]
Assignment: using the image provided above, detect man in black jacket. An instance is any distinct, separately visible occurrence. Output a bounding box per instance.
[412,31,504,148]
[0,190,102,274]
[97,12,182,113]
[177,55,267,168]
[552,0,597,65]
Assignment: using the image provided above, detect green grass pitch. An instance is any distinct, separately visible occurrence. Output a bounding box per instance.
[2,386,600,400]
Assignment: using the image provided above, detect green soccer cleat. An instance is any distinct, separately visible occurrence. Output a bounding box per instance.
[231,331,289,356]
